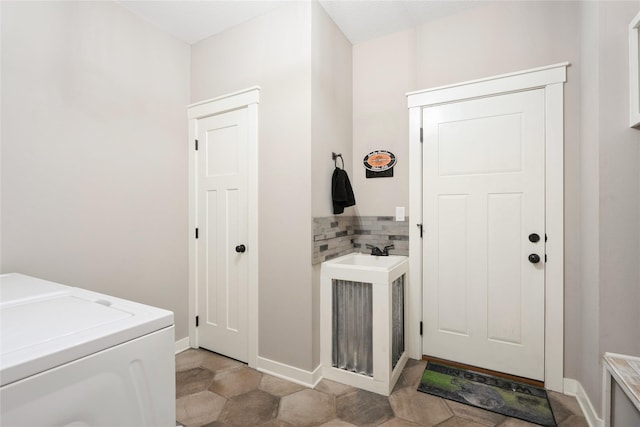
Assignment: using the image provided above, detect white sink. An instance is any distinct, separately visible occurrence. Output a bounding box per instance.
[329,253,406,269]
[321,252,408,283]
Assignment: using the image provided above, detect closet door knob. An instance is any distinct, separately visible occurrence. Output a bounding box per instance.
[235,244,246,253]
[528,254,540,264]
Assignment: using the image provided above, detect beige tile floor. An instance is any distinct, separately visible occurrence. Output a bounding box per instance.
[176,348,588,427]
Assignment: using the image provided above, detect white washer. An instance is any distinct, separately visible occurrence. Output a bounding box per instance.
[0,273,176,427]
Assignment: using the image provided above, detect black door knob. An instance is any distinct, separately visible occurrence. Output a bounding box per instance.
[528,254,540,264]
[235,244,246,253]
[528,233,540,243]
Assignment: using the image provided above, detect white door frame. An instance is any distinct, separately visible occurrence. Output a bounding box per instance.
[187,87,260,369]
[407,64,567,392]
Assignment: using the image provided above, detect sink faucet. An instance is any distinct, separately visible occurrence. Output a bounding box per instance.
[365,244,395,256]
[365,244,384,256]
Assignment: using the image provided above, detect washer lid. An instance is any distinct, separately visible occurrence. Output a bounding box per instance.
[0,273,174,386]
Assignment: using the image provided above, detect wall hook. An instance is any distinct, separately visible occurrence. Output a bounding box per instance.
[332,152,344,169]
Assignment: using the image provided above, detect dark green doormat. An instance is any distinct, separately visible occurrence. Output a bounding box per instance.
[418,362,557,427]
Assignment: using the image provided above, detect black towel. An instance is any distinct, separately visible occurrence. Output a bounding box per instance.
[332,167,356,214]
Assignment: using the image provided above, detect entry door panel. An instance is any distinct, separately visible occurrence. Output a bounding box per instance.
[422,89,545,380]
[197,108,248,362]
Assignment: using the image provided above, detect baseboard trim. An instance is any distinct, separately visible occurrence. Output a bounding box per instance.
[564,378,603,427]
[172,343,323,388]
[175,337,190,354]
[257,356,322,389]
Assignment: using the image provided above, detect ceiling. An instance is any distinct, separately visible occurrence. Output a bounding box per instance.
[117,0,486,45]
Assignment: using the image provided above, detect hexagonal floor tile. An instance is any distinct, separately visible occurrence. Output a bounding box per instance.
[336,389,395,426]
[278,389,336,426]
[495,418,541,426]
[199,350,245,374]
[393,359,427,391]
[208,366,262,398]
[259,420,296,427]
[217,389,279,426]
[315,379,357,397]
[547,390,583,424]
[176,348,207,372]
[176,367,215,398]
[389,386,453,426]
[318,419,359,426]
[435,416,489,427]
[176,390,227,426]
[557,414,589,427]
[378,417,424,427]
[260,374,306,397]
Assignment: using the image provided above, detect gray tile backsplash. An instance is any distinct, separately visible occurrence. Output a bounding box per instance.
[312,215,409,264]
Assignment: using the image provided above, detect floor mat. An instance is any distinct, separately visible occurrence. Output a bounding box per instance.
[417,361,556,427]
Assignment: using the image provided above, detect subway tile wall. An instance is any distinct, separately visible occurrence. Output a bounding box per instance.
[312,216,409,264]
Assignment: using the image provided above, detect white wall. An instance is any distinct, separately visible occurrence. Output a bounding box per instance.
[594,2,640,422]
[1,1,191,337]
[596,0,640,359]
[414,2,579,89]
[578,0,603,411]
[310,1,353,367]
[191,2,316,371]
[579,3,640,421]
[352,29,415,217]
[311,1,353,218]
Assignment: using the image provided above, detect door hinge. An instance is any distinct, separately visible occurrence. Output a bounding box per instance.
[195,315,199,327]
[420,321,423,336]
[195,228,199,239]
[417,223,423,238]
[195,139,199,150]
[420,128,423,143]
[545,254,547,263]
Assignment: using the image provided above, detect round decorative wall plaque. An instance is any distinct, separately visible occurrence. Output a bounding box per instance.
[363,150,396,171]
[363,150,396,178]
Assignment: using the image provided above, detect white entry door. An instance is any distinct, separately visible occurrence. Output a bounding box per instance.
[195,107,249,362]
[422,89,546,380]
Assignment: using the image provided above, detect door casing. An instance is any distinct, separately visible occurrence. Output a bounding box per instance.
[188,87,260,368]
[407,64,567,392]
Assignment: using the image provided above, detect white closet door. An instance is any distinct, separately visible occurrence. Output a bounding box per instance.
[196,107,249,362]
